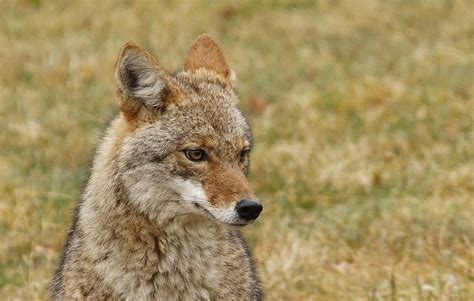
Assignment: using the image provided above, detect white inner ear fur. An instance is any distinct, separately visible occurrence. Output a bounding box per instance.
[121,52,166,108]
[172,179,245,225]
[132,70,165,106]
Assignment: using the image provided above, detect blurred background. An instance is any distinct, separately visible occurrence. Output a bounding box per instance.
[0,0,473,299]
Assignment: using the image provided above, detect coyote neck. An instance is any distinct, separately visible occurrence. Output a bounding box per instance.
[75,125,230,299]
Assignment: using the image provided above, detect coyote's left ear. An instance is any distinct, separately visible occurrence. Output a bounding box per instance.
[115,42,183,120]
[184,34,234,82]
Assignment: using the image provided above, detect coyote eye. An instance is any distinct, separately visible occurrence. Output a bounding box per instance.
[184,149,207,162]
[240,148,250,164]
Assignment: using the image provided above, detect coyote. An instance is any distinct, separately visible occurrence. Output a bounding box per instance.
[51,34,263,300]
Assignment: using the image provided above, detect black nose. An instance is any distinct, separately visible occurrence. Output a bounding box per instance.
[235,199,263,221]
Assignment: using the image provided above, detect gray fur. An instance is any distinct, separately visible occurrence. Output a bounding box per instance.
[51,36,263,300]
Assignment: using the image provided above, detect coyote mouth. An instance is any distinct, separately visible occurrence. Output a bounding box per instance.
[192,201,215,217]
[192,202,249,226]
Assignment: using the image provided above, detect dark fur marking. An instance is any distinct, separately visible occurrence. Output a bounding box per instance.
[50,199,81,298]
[123,66,139,91]
[230,230,264,301]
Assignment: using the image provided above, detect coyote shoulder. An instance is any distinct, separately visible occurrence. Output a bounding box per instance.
[51,34,263,300]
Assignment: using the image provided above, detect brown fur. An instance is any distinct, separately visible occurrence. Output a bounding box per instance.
[184,34,231,79]
[51,34,263,300]
[203,164,256,207]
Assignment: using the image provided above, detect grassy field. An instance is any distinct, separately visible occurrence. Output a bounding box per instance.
[1,0,473,299]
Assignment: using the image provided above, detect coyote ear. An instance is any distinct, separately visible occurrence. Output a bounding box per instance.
[115,42,182,119]
[184,34,231,79]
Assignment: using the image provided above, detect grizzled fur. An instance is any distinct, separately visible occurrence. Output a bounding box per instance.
[51,34,263,300]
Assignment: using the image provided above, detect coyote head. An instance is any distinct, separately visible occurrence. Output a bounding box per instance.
[112,34,262,226]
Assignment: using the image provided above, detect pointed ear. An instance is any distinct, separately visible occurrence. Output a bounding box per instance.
[115,42,182,119]
[184,34,231,79]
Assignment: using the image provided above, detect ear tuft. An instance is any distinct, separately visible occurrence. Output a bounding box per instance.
[184,34,231,79]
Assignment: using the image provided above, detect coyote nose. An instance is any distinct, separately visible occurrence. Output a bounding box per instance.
[235,199,263,221]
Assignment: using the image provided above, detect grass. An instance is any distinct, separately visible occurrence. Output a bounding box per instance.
[0,0,473,299]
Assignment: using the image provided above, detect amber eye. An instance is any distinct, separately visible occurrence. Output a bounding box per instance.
[240,148,250,163]
[184,149,207,162]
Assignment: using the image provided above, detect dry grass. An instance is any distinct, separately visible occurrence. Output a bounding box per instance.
[1,0,473,300]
